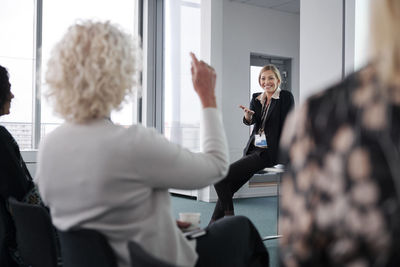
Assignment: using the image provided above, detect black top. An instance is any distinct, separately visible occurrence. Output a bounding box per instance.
[242,90,294,165]
[0,126,33,200]
[0,125,34,266]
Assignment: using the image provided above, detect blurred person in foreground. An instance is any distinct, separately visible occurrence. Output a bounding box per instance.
[279,0,400,266]
[35,20,269,267]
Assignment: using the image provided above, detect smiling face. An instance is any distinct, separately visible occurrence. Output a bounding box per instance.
[259,70,280,96]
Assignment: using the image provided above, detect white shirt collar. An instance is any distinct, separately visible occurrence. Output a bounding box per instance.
[271,87,281,99]
[256,87,281,102]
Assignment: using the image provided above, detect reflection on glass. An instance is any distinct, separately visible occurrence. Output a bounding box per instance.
[164,0,201,152]
[0,0,35,149]
[41,0,138,136]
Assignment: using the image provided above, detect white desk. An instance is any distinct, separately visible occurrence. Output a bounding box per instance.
[170,165,284,202]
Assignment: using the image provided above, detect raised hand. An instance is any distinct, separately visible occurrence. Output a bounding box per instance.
[190,52,217,108]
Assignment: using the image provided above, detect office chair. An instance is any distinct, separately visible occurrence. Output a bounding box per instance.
[57,228,118,267]
[7,197,60,267]
[0,198,17,267]
[128,240,176,267]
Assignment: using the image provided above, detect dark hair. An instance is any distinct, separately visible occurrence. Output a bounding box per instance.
[0,65,11,109]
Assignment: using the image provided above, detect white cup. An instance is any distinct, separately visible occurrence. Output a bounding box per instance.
[178,212,201,227]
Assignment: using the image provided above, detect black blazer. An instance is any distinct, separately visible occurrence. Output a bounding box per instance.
[243,90,294,165]
[0,126,34,267]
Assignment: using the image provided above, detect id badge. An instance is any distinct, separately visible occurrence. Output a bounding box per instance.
[254,133,268,148]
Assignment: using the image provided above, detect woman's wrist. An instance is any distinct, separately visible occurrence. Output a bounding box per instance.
[244,113,253,122]
[200,96,217,108]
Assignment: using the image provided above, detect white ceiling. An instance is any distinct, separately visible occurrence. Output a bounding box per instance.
[230,0,300,14]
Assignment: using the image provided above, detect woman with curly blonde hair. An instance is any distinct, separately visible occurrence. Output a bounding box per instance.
[36,21,269,267]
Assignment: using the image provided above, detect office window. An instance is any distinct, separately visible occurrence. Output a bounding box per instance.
[0,0,140,150]
[164,0,201,152]
[0,0,35,149]
[41,0,139,137]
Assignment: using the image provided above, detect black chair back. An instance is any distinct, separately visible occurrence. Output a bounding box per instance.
[0,198,19,267]
[128,241,176,267]
[57,228,118,267]
[7,197,59,267]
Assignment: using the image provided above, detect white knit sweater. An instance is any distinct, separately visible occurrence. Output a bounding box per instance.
[35,108,229,267]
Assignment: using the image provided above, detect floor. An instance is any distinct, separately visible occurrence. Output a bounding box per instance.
[170,195,280,267]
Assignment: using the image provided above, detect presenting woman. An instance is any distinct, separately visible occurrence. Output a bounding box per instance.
[210,65,294,222]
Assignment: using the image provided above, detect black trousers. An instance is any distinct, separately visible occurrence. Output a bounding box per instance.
[195,216,269,267]
[211,147,272,220]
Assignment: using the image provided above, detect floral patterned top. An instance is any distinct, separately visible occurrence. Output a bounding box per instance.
[279,65,400,267]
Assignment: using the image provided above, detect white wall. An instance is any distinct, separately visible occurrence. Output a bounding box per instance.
[299,1,361,102]
[300,0,355,102]
[221,0,300,162]
[354,0,372,70]
[299,0,342,101]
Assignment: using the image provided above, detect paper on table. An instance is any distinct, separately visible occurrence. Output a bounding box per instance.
[263,166,285,173]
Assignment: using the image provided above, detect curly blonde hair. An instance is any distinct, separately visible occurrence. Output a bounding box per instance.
[46,20,141,123]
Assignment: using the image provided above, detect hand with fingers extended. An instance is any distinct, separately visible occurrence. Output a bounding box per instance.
[190,52,217,108]
[239,105,255,122]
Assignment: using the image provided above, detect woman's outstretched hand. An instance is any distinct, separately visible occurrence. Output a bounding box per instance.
[239,105,255,122]
[190,52,217,108]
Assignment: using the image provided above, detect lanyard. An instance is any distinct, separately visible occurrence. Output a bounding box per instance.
[258,100,271,134]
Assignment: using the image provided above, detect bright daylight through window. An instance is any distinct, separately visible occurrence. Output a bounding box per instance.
[0,0,139,150]
[163,0,201,152]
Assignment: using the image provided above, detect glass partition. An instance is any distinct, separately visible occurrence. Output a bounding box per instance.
[0,0,140,149]
[0,0,35,149]
[41,0,139,137]
[163,0,201,152]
